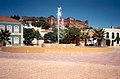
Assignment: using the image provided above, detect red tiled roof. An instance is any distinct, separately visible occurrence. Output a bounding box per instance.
[0,16,21,23]
[115,26,120,29]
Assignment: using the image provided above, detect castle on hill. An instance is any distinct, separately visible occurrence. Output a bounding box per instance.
[22,16,88,29]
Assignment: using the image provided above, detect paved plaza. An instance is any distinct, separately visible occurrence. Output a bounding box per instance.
[0,48,120,79]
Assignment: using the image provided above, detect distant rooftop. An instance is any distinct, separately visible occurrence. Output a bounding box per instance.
[0,16,21,23]
[115,26,120,29]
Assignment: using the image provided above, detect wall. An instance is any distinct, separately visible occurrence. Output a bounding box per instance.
[104,28,120,46]
[2,46,113,53]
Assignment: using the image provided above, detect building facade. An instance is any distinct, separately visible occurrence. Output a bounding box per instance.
[104,28,120,46]
[82,28,120,47]
[0,16,23,46]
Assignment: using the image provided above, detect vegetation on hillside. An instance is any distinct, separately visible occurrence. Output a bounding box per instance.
[31,20,51,29]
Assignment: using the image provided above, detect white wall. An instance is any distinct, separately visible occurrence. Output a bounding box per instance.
[104,28,120,46]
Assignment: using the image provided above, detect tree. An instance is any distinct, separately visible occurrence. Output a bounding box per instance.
[0,29,11,46]
[48,15,55,18]
[93,28,105,47]
[31,21,39,27]
[11,15,20,20]
[80,32,90,46]
[31,20,51,29]
[23,28,36,45]
[35,30,43,45]
[61,26,81,44]
[44,28,58,43]
[44,26,81,45]
[65,24,69,28]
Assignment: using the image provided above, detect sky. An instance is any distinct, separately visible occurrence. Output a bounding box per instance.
[0,0,120,28]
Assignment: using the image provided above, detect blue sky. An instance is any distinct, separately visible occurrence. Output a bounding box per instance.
[0,0,120,28]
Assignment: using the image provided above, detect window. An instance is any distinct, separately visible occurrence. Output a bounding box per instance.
[112,32,114,39]
[9,37,12,44]
[117,33,119,37]
[7,25,12,33]
[116,33,119,44]
[106,32,109,38]
[14,25,19,33]
[6,37,12,45]
[10,37,12,44]
[14,37,19,44]
[0,25,5,30]
[117,40,119,44]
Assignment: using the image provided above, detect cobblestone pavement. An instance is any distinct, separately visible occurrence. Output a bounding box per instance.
[0,48,120,79]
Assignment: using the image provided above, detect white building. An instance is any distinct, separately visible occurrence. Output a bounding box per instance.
[104,28,120,46]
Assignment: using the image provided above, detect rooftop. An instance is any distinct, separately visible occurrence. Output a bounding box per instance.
[115,26,120,29]
[0,16,21,23]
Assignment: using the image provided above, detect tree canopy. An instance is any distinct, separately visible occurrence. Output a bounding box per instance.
[80,32,90,46]
[31,20,51,29]
[44,28,58,43]
[23,28,36,45]
[23,28,43,45]
[11,15,20,20]
[61,26,81,44]
[44,26,81,44]
[93,28,105,46]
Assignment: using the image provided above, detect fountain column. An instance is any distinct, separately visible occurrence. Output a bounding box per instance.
[57,6,62,44]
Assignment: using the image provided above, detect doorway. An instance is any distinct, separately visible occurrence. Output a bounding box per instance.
[106,39,110,46]
[112,40,114,46]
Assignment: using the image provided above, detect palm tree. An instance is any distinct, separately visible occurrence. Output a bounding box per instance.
[0,29,11,46]
[93,28,105,47]
[80,32,90,46]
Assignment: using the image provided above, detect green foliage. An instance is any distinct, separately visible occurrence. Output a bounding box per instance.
[80,32,90,46]
[11,15,20,20]
[31,21,40,27]
[34,30,43,45]
[23,28,36,45]
[93,28,105,46]
[44,26,81,44]
[49,15,55,18]
[44,28,58,43]
[76,20,81,22]
[115,36,120,41]
[35,30,43,40]
[61,26,81,44]
[31,20,51,29]
[88,26,93,29]
[0,29,11,46]
[23,28,43,45]
[65,24,69,28]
